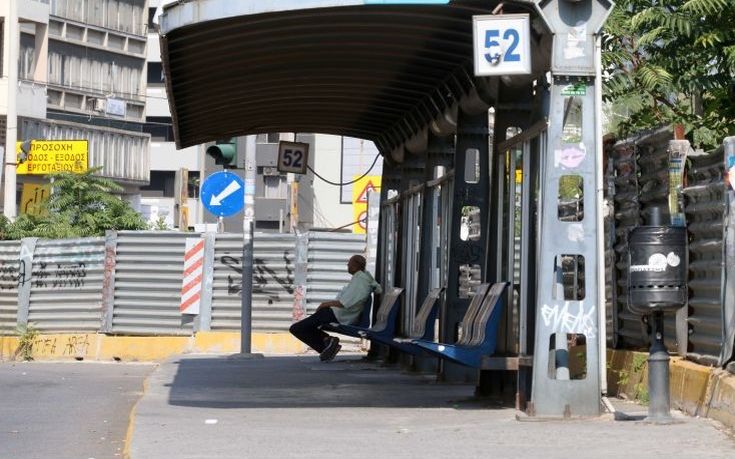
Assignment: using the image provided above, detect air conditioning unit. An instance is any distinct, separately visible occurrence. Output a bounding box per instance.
[93,98,106,112]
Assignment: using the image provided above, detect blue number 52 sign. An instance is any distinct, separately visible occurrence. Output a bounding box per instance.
[473,14,531,76]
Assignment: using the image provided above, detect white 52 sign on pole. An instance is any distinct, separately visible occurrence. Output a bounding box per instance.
[473,14,531,76]
[277,141,310,175]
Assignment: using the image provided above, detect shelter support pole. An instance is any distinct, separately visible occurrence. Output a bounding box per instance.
[479,106,535,402]
[370,163,401,360]
[394,157,425,365]
[441,109,490,383]
[529,0,613,416]
[412,133,454,374]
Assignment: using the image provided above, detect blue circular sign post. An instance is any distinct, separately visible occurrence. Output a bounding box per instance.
[200,171,245,217]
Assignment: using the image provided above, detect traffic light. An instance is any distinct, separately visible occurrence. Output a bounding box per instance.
[18,140,32,164]
[206,139,237,167]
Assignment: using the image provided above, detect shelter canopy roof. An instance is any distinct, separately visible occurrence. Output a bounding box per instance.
[160,0,540,151]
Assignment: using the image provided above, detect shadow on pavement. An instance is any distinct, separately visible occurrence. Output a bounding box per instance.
[165,354,502,410]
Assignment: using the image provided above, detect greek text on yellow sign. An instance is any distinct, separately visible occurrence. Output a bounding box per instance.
[16,140,89,175]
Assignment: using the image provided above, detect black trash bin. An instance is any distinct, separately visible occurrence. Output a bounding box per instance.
[627,226,688,315]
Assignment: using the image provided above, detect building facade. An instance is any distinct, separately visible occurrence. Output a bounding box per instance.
[1,0,151,217]
[3,1,380,230]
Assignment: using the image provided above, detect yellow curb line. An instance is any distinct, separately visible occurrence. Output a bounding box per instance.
[0,332,308,362]
[123,366,153,459]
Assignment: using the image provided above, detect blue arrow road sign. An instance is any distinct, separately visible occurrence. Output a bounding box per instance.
[201,171,245,217]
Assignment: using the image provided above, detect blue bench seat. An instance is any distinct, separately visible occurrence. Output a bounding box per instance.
[411,282,509,368]
[360,287,444,354]
[319,287,403,339]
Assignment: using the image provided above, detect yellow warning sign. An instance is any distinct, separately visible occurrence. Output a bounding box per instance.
[352,175,381,235]
[16,140,88,175]
[20,183,51,216]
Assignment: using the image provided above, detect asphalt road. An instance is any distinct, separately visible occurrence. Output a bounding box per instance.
[0,361,155,459]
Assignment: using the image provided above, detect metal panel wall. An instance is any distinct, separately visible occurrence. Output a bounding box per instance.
[684,146,725,365]
[306,232,366,314]
[609,132,731,364]
[111,232,194,335]
[27,238,105,333]
[0,242,22,335]
[611,137,647,348]
[210,233,296,332]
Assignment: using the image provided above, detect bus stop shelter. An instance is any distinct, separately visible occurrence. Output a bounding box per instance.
[159,0,613,417]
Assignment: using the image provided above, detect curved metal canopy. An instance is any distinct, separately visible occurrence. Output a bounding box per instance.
[160,0,540,152]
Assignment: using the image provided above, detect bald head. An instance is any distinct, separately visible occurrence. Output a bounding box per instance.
[347,255,367,274]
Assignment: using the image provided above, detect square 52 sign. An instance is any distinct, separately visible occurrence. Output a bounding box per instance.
[277,141,310,175]
[473,14,532,76]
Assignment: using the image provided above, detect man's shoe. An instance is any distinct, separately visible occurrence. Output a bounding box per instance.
[320,337,341,362]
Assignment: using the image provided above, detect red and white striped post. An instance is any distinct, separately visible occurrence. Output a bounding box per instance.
[180,238,205,315]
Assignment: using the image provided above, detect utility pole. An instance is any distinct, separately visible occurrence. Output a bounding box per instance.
[3,0,19,218]
[240,135,257,354]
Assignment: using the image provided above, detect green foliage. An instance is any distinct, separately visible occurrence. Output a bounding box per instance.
[14,323,38,361]
[149,216,170,231]
[0,167,147,240]
[603,0,735,149]
[632,353,648,372]
[634,382,650,405]
[617,368,631,386]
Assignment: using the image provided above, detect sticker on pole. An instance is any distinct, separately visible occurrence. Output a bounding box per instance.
[180,238,205,315]
[473,14,531,76]
[201,171,245,217]
[277,141,309,175]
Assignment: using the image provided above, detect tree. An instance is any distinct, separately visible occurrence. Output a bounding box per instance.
[602,0,735,148]
[0,167,147,240]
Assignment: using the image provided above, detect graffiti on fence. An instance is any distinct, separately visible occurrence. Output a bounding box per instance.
[0,262,19,290]
[33,262,87,289]
[222,254,294,300]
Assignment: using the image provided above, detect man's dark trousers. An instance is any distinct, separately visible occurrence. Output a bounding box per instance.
[289,308,338,352]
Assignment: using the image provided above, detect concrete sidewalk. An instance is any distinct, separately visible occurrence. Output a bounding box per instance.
[130,353,735,459]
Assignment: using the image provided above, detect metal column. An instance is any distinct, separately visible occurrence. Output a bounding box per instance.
[530,0,613,416]
[414,133,454,372]
[396,159,425,361]
[442,110,490,383]
[371,163,402,360]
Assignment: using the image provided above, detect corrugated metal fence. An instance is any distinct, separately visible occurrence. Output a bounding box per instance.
[684,147,726,365]
[0,241,22,334]
[608,132,734,368]
[306,232,366,313]
[0,230,365,337]
[210,233,296,332]
[28,238,106,333]
[110,232,195,336]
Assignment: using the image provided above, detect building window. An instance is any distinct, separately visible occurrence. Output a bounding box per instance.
[148,7,159,33]
[143,117,174,142]
[188,172,200,199]
[147,62,164,84]
[256,133,281,144]
[140,171,176,198]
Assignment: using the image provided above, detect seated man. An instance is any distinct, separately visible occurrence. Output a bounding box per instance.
[289,254,381,361]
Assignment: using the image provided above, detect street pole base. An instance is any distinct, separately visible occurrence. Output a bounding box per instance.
[642,414,683,425]
[227,353,265,360]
